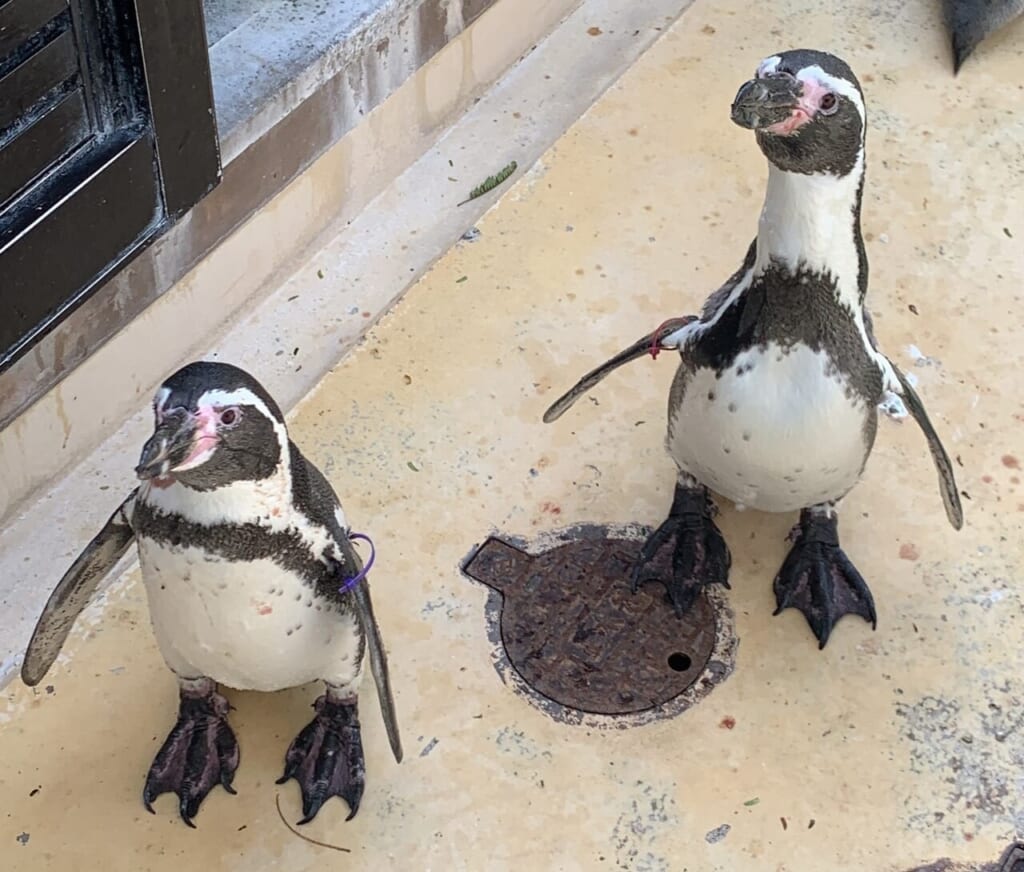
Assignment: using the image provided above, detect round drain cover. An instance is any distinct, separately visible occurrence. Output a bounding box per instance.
[462,530,723,716]
[907,841,1024,872]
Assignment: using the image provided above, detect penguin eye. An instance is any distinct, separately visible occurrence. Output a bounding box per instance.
[820,92,838,115]
[218,407,240,427]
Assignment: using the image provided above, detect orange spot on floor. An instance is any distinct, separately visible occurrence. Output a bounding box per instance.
[541,502,562,515]
[719,716,736,730]
[257,604,273,615]
[899,543,920,561]
[1002,454,1020,469]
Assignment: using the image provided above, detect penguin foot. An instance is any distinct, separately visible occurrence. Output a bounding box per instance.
[773,508,877,649]
[143,683,239,827]
[631,482,731,616]
[277,693,365,824]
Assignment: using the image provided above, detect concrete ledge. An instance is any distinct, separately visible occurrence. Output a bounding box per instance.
[206,0,499,166]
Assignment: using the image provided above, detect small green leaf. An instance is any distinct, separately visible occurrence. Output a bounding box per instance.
[316,269,324,279]
[407,461,420,472]
[456,276,468,283]
[458,160,518,206]
[743,798,760,807]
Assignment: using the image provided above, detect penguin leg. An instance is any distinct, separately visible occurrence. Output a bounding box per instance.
[631,475,732,616]
[277,682,366,824]
[773,503,877,649]
[143,677,240,827]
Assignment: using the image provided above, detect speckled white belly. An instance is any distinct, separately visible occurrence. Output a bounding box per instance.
[668,343,872,512]
[137,538,360,691]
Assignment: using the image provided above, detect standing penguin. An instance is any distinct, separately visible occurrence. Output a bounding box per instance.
[21,361,402,826]
[544,49,963,648]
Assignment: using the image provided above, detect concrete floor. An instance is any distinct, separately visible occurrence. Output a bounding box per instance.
[2,0,1023,869]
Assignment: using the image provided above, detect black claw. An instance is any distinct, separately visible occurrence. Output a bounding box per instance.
[142,687,239,826]
[179,794,199,828]
[773,510,877,648]
[632,483,731,614]
[278,695,366,825]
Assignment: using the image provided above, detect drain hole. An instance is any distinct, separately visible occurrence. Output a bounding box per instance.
[667,652,692,672]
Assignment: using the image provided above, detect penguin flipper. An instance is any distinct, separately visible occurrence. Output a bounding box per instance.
[542,316,698,423]
[288,446,403,764]
[22,489,138,686]
[350,579,403,764]
[888,362,964,531]
[942,0,1024,72]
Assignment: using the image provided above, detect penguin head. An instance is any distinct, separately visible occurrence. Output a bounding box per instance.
[136,361,288,491]
[731,49,866,178]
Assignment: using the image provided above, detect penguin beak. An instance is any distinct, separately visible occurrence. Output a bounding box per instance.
[135,413,200,481]
[730,75,803,130]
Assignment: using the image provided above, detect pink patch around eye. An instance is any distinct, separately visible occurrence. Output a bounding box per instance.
[179,434,219,467]
[764,76,832,136]
[171,406,221,470]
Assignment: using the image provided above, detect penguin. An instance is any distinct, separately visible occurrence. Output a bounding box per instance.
[543,49,963,648]
[21,361,402,826]
[942,0,1024,72]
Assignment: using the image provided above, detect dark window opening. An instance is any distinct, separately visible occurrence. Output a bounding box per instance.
[0,0,220,372]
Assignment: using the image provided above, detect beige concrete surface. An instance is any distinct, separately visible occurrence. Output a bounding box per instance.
[1,0,1022,870]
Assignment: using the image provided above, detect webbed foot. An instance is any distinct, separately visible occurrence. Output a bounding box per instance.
[143,680,239,827]
[632,482,731,615]
[773,508,876,648]
[277,693,365,824]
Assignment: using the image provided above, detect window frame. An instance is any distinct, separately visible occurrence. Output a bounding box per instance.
[0,0,220,373]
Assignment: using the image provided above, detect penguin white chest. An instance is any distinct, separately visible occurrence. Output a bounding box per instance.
[667,343,873,512]
[136,538,360,692]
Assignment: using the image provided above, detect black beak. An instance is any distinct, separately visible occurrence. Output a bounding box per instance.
[730,75,803,129]
[135,413,198,480]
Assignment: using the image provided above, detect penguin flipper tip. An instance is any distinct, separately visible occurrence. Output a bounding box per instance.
[19,663,42,688]
[542,397,573,424]
[945,495,965,531]
[951,34,974,73]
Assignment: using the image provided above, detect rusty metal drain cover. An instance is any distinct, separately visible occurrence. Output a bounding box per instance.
[907,842,1024,872]
[1004,844,1024,872]
[461,525,735,723]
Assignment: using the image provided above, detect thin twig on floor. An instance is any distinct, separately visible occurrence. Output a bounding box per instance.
[274,793,352,853]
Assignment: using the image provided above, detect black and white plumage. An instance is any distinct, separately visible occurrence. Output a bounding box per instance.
[942,0,1024,72]
[22,361,402,826]
[544,49,963,648]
